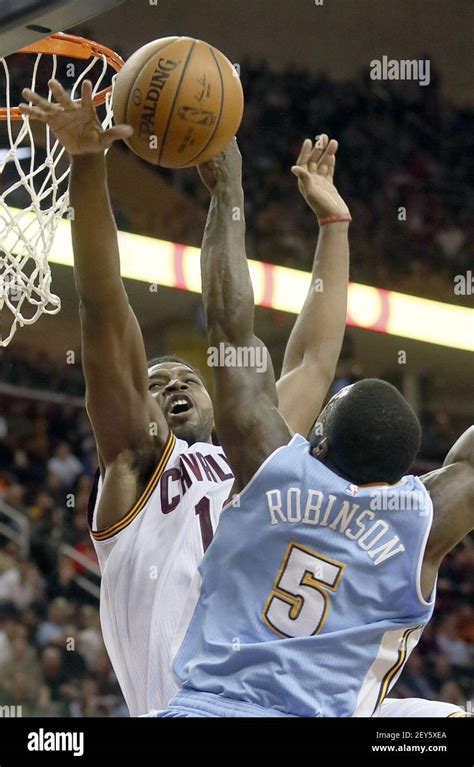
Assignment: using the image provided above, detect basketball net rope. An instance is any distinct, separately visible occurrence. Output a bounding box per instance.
[0,51,114,346]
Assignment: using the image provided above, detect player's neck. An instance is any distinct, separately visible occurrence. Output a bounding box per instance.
[317,455,352,483]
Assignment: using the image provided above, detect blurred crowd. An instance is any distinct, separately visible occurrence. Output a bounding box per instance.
[0,370,126,716]
[0,345,85,398]
[0,351,472,716]
[1,56,473,306]
[172,60,474,305]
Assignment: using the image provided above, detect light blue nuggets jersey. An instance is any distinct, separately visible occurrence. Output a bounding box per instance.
[168,434,436,717]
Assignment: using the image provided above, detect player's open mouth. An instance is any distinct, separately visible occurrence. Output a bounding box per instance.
[167,394,194,418]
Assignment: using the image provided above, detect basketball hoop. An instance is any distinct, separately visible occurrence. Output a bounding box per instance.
[0,33,124,347]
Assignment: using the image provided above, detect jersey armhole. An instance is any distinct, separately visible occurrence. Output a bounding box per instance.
[414,490,437,607]
[87,467,101,532]
[89,432,176,542]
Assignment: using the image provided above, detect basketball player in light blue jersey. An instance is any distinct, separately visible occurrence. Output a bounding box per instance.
[20,83,469,718]
[158,139,474,718]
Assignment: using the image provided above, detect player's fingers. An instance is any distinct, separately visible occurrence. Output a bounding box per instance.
[291,165,311,182]
[100,124,134,149]
[18,103,48,122]
[81,80,95,108]
[295,138,312,168]
[309,133,329,169]
[317,137,337,176]
[319,139,338,178]
[325,139,338,179]
[324,152,336,179]
[22,87,58,113]
[48,79,73,107]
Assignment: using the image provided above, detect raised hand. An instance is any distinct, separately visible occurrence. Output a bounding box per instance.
[291,135,350,221]
[197,137,242,193]
[19,78,133,155]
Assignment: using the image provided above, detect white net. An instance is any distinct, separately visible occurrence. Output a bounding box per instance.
[0,48,115,347]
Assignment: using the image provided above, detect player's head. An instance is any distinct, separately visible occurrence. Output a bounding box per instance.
[310,379,421,485]
[147,355,214,445]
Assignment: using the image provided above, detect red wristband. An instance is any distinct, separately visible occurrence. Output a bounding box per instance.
[318,214,352,227]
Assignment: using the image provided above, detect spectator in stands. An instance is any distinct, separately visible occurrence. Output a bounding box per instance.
[47,442,83,490]
[39,645,76,712]
[44,470,66,506]
[2,483,27,515]
[437,614,473,668]
[0,541,18,574]
[77,605,103,671]
[0,671,42,717]
[0,635,43,698]
[30,506,66,575]
[0,558,44,610]
[36,597,73,648]
[46,553,89,603]
[421,410,457,463]
[0,604,20,666]
[69,677,103,717]
[428,655,467,707]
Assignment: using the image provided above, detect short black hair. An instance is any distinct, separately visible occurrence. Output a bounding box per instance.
[321,379,421,485]
[147,355,206,386]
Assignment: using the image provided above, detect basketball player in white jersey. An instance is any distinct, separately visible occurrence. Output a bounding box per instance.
[19,81,351,714]
[20,82,467,718]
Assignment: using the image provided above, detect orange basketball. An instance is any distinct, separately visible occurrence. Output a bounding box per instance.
[112,37,244,168]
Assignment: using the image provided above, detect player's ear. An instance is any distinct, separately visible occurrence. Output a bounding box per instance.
[312,437,329,459]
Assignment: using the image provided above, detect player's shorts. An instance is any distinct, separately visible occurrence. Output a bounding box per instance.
[151,691,469,719]
[154,690,295,718]
[378,698,468,717]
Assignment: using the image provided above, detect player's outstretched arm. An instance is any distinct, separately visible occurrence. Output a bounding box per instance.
[198,140,291,491]
[421,425,474,596]
[276,136,351,436]
[19,81,169,500]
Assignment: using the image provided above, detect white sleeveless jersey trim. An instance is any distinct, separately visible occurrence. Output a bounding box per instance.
[414,488,436,607]
[378,698,467,718]
[353,625,424,716]
[91,432,176,542]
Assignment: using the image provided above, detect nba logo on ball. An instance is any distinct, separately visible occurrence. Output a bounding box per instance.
[178,106,216,126]
[113,36,244,168]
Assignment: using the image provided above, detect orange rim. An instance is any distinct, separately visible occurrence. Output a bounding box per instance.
[0,31,124,120]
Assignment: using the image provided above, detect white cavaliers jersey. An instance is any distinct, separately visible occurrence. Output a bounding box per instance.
[378,698,468,718]
[88,432,234,716]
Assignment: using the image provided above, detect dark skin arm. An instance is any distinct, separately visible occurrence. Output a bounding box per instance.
[20,80,170,531]
[199,140,291,491]
[420,425,474,599]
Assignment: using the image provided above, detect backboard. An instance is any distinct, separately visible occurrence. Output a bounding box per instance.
[0,0,125,57]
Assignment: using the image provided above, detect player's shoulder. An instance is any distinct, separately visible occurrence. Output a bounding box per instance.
[402,473,432,494]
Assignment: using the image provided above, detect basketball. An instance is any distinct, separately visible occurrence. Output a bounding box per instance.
[2,0,474,748]
[112,37,244,168]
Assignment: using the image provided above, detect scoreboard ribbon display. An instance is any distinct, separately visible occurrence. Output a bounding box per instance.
[16,210,472,353]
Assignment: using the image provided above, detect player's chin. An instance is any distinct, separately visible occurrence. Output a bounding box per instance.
[168,414,209,444]
[166,408,196,428]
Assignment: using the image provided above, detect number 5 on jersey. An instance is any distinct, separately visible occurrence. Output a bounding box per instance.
[263,542,346,638]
